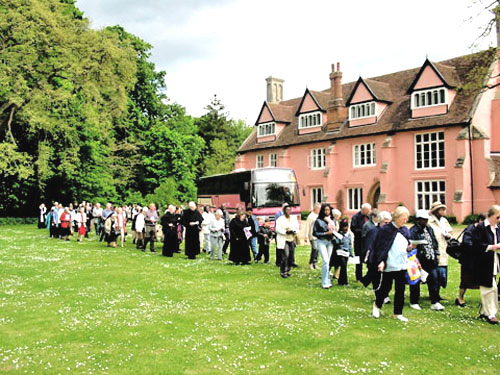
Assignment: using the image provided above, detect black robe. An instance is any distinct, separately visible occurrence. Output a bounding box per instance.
[161,212,180,257]
[229,217,251,264]
[181,209,203,258]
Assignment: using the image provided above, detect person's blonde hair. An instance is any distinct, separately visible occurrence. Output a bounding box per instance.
[487,205,500,218]
[392,206,410,220]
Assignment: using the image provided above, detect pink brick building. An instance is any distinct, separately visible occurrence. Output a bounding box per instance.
[235,50,500,221]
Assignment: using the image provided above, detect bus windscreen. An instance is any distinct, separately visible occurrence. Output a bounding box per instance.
[252,182,299,207]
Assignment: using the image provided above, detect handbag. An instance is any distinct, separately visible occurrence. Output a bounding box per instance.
[446,228,466,260]
[406,249,421,285]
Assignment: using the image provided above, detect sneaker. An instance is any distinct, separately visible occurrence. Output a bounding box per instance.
[372,303,381,318]
[430,302,445,311]
[322,284,332,289]
[309,264,315,270]
[393,315,409,322]
[410,304,422,310]
[383,297,391,304]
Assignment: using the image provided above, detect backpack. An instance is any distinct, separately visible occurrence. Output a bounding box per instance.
[104,217,113,235]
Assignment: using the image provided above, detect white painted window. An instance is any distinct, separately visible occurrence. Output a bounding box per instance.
[299,111,322,129]
[415,131,445,170]
[411,88,447,109]
[256,154,264,168]
[269,153,277,167]
[257,122,276,137]
[309,148,326,169]
[353,143,376,167]
[348,188,363,211]
[415,180,446,210]
[311,187,323,209]
[349,101,376,120]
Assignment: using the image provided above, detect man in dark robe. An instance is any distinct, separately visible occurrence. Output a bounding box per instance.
[181,201,203,259]
[229,210,252,265]
[161,205,180,257]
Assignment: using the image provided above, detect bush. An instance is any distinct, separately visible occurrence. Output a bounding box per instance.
[301,211,311,221]
[0,217,38,226]
[462,214,478,226]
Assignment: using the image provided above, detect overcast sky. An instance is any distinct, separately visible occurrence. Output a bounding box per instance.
[77,0,497,123]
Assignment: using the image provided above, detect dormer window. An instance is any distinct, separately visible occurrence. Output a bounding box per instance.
[411,88,447,109]
[257,122,276,137]
[298,111,322,129]
[349,102,376,120]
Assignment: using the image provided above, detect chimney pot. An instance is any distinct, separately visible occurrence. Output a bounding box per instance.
[337,62,340,71]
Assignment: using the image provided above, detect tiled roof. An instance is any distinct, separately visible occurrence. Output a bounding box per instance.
[489,156,500,188]
[239,51,495,153]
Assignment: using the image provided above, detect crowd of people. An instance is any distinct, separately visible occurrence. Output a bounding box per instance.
[38,199,500,325]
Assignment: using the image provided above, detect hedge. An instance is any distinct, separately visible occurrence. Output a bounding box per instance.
[0,217,38,226]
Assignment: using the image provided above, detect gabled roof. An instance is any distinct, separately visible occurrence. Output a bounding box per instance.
[346,77,394,105]
[295,88,326,116]
[254,102,293,125]
[239,50,496,154]
[407,58,459,93]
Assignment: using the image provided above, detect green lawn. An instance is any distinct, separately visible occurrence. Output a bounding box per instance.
[0,225,498,374]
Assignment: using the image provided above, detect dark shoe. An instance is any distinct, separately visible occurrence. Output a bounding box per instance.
[291,263,298,268]
[455,298,466,308]
[438,296,447,301]
[479,314,499,325]
[280,273,288,278]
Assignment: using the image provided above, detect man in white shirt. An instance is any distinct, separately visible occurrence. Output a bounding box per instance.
[305,203,321,270]
[275,204,299,278]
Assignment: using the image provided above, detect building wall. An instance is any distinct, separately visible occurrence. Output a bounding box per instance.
[237,125,492,221]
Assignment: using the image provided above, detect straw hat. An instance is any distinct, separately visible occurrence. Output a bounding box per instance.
[429,201,447,214]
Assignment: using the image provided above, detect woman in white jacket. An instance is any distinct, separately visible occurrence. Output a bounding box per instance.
[135,207,147,249]
[275,204,299,278]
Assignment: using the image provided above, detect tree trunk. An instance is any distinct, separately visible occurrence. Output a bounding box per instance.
[7,104,17,145]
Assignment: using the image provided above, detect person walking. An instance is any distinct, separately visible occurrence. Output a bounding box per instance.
[201,206,214,254]
[161,205,180,257]
[220,205,231,255]
[256,218,273,264]
[471,205,500,325]
[38,203,47,229]
[143,203,159,253]
[351,203,372,282]
[229,210,252,265]
[247,207,259,261]
[275,204,299,278]
[334,219,353,286]
[409,209,444,311]
[428,201,452,298]
[370,206,414,322]
[209,210,225,261]
[115,206,127,248]
[75,206,87,242]
[59,208,72,241]
[181,201,203,259]
[305,203,321,270]
[313,204,335,288]
[456,214,486,307]
[135,207,147,250]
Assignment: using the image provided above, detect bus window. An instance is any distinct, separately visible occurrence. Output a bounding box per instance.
[252,182,299,207]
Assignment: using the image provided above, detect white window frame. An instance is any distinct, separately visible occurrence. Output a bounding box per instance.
[298,111,322,129]
[411,87,447,109]
[256,154,264,168]
[269,153,277,167]
[414,131,445,170]
[309,148,326,170]
[349,101,377,120]
[347,187,363,211]
[415,180,446,211]
[311,187,324,209]
[257,122,276,137]
[353,143,376,167]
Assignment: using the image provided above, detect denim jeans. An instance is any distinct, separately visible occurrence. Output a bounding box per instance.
[438,266,448,289]
[250,237,258,258]
[410,267,440,304]
[309,239,319,265]
[317,239,333,287]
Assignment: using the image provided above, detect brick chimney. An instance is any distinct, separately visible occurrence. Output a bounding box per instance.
[326,62,347,132]
[266,76,284,103]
